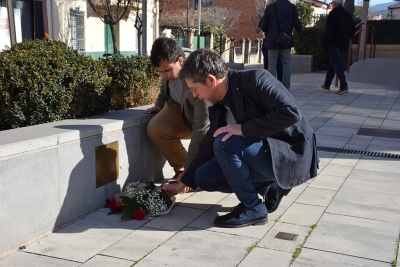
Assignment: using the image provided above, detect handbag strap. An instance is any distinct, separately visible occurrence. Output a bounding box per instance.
[273,3,282,33]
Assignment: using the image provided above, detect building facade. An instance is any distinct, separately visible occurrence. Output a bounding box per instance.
[159,0,263,44]
[0,0,158,57]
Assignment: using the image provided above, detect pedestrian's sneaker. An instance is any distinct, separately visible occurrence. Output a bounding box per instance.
[320,85,330,91]
[214,199,268,228]
[335,88,349,95]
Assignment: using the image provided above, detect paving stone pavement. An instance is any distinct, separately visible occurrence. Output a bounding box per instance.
[1,58,400,267]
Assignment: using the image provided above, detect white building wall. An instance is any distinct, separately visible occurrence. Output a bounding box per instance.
[392,8,400,19]
[119,17,137,54]
[85,15,105,54]
[45,0,158,56]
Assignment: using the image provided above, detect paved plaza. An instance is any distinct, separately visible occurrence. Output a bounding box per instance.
[1,58,400,267]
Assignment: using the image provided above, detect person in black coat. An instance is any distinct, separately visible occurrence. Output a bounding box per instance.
[250,14,283,82]
[164,49,318,228]
[261,0,302,90]
[320,0,356,95]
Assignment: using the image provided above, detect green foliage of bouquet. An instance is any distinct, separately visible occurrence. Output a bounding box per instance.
[107,181,173,220]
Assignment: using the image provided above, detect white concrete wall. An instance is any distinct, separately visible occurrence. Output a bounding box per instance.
[0,106,175,258]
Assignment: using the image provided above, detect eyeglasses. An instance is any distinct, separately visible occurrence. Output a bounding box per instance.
[157,62,176,76]
[189,87,198,93]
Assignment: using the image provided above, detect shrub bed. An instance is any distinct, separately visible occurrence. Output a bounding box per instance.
[0,40,160,131]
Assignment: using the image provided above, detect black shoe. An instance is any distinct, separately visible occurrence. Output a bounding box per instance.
[214,200,268,228]
[265,188,291,213]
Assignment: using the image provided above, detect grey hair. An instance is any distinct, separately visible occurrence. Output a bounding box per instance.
[180,49,229,84]
[333,0,344,5]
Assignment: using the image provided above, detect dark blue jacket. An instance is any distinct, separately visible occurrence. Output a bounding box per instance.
[261,0,302,49]
[324,5,356,50]
[181,69,318,190]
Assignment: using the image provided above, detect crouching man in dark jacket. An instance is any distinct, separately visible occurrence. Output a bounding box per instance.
[164,49,319,228]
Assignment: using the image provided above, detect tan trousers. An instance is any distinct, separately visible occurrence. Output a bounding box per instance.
[146,100,192,173]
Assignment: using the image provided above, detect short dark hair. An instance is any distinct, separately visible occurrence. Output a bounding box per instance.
[180,49,229,84]
[150,37,185,67]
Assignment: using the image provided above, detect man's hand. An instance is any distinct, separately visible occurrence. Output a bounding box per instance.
[162,182,190,196]
[213,124,243,142]
[143,106,162,114]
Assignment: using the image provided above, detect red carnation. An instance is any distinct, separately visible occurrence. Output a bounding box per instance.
[133,209,146,220]
[106,198,123,212]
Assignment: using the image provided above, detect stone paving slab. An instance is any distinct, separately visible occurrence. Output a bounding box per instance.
[187,196,274,239]
[367,137,400,154]
[22,211,148,263]
[258,222,311,253]
[279,203,325,226]
[330,153,361,166]
[354,156,400,175]
[295,187,337,207]
[292,248,390,267]
[315,126,359,137]
[178,191,229,210]
[315,134,350,148]
[304,213,399,263]
[133,227,257,267]
[344,135,374,150]
[342,169,400,195]
[99,226,176,262]
[326,188,400,223]
[80,255,133,267]
[309,174,346,191]
[0,251,80,267]
[238,247,293,267]
[318,164,354,177]
[143,205,205,232]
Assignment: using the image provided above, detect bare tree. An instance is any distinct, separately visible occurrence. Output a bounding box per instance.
[129,0,145,54]
[254,0,267,21]
[86,0,134,54]
[160,7,240,35]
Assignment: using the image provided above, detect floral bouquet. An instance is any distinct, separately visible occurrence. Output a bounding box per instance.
[106,181,174,220]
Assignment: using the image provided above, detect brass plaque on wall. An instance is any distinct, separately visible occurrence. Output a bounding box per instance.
[96,141,119,188]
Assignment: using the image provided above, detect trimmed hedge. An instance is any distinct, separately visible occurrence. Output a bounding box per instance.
[293,26,330,70]
[353,20,400,45]
[100,55,160,111]
[0,40,161,131]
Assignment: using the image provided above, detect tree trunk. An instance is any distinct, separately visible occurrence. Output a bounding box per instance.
[343,0,355,19]
[110,24,119,54]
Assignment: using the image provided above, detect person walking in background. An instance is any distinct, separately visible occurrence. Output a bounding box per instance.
[144,37,209,184]
[261,0,302,90]
[251,13,283,82]
[164,50,318,228]
[320,0,356,95]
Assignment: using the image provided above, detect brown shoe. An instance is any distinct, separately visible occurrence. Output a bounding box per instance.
[335,88,348,95]
[168,171,183,184]
[320,85,330,91]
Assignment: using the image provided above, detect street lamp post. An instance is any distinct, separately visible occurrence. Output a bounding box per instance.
[197,0,201,49]
[6,0,16,46]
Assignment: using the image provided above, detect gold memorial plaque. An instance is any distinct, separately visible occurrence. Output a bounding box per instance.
[96,141,119,188]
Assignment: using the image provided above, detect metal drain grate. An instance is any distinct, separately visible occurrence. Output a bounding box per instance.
[317,146,400,159]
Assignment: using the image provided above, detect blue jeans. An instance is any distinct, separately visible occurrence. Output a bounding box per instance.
[268,48,291,89]
[324,45,348,90]
[262,44,283,82]
[194,135,276,207]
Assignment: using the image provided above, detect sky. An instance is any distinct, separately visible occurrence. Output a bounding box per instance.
[355,0,396,6]
[368,0,395,6]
